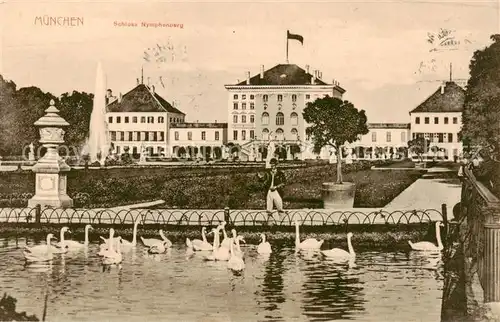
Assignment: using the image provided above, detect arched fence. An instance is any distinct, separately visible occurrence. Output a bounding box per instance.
[0,206,445,227]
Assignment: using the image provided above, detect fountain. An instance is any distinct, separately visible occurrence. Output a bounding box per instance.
[85,61,110,166]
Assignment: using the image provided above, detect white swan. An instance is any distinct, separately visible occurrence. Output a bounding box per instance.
[51,227,70,254]
[23,234,56,262]
[408,221,444,251]
[257,233,272,254]
[148,242,166,254]
[204,227,230,261]
[60,225,93,249]
[186,227,213,251]
[219,222,232,249]
[233,235,245,258]
[321,232,355,262]
[227,237,245,272]
[295,220,324,250]
[98,228,117,256]
[121,220,141,249]
[141,229,172,248]
[102,236,123,266]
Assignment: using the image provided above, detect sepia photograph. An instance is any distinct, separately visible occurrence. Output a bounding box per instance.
[0,0,499,321]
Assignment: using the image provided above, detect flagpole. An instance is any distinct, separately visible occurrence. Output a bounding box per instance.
[286,30,289,63]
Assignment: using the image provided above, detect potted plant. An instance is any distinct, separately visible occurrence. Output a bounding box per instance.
[303,96,369,208]
[407,137,430,168]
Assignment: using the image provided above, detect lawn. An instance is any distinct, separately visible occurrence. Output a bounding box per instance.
[0,160,425,209]
[376,159,416,169]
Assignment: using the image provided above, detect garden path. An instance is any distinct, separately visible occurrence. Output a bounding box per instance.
[384,166,461,218]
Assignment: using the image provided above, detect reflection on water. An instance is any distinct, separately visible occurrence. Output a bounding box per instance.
[0,237,443,322]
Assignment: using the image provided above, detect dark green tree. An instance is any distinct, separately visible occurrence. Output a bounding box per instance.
[407,137,430,162]
[58,91,94,153]
[461,34,500,155]
[303,96,368,183]
[0,75,18,155]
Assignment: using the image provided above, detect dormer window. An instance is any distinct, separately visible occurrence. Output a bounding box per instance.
[233,94,238,100]
[277,94,283,102]
[263,95,268,102]
[292,94,297,102]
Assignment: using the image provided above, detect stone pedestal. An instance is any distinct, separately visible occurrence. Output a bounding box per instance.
[28,100,73,208]
[484,214,500,303]
[322,182,356,208]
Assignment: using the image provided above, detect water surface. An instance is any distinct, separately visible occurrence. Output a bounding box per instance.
[0,237,443,321]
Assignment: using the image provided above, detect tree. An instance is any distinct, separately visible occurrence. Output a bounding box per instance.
[303,96,368,184]
[461,34,500,157]
[58,91,94,153]
[408,137,430,162]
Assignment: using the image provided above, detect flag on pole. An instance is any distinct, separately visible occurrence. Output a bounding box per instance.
[287,30,304,44]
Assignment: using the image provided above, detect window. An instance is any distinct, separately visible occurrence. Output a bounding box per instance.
[233,130,238,140]
[116,146,120,154]
[233,102,238,110]
[277,94,283,102]
[151,132,157,141]
[305,94,311,99]
[292,94,297,102]
[448,133,453,142]
[233,94,238,100]
[453,117,458,124]
[250,130,254,139]
[242,130,246,141]
[110,131,116,141]
[372,132,377,142]
[276,112,284,126]
[158,117,164,123]
[159,132,164,141]
[262,112,269,125]
[242,103,246,110]
[242,115,246,123]
[147,116,154,123]
[201,131,206,140]
[187,132,192,140]
[415,117,420,124]
[250,115,255,123]
[128,132,133,141]
[133,116,138,123]
[401,132,406,142]
[125,116,129,123]
[434,117,439,124]
[438,133,444,143]
[263,95,268,102]
[250,102,255,110]
[119,131,124,141]
[424,117,429,124]
[262,128,269,140]
[233,115,238,123]
[242,94,246,100]
[290,112,298,126]
[108,116,113,123]
[141,116,146,123]
[276,128,284,140]
[116,116,121,123]
[215,131,220,141]
[386,131,391,142]
[444,117,449,124]
[250,95,255,100]
[291,128,298,140]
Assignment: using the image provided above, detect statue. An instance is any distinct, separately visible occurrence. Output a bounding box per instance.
[139,144,147,163]
[28,142,35,161]
[345,147,353,164]
[265,140,276,168]
[329,147,337,164]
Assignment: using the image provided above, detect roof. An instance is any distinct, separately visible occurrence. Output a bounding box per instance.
[170,122,228,129]
[368,123,411,129]
[410,81,465,113]
[106,84,185,114]
[230,64,345,92]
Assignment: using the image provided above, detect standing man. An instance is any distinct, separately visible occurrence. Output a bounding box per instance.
[258,158,287,219]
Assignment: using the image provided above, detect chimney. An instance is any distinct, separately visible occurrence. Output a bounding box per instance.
[305,65,310,74]
[136,78,140,85]
[151,85,155,94]
[246,71,251,85]
[318,71,322,79]
[441,83,445,94]
[260,65,264,79]
[106,89,112,98]
[118,92,122,103]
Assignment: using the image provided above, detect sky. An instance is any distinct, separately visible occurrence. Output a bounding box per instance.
[0,0,498,123]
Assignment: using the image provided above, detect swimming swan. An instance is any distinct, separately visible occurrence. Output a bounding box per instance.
[101,229,122,265]
[295,220,323,250]
[121,220,141,249]
[321,233,355,262]
[204,227,230,261]
[60,225,93,249]
[141,229,172,249]
[186,227,213,251]
[233,235,245,258]
[52,227,70,253]
[408,221,444,251]
[227,237,245,272]
[23,233,57,262]
[257,233,272,254]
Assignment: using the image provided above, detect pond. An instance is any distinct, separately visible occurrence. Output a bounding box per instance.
[0,237,443,321]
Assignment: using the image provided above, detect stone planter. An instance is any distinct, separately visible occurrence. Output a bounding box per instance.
[322,182,356,209]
